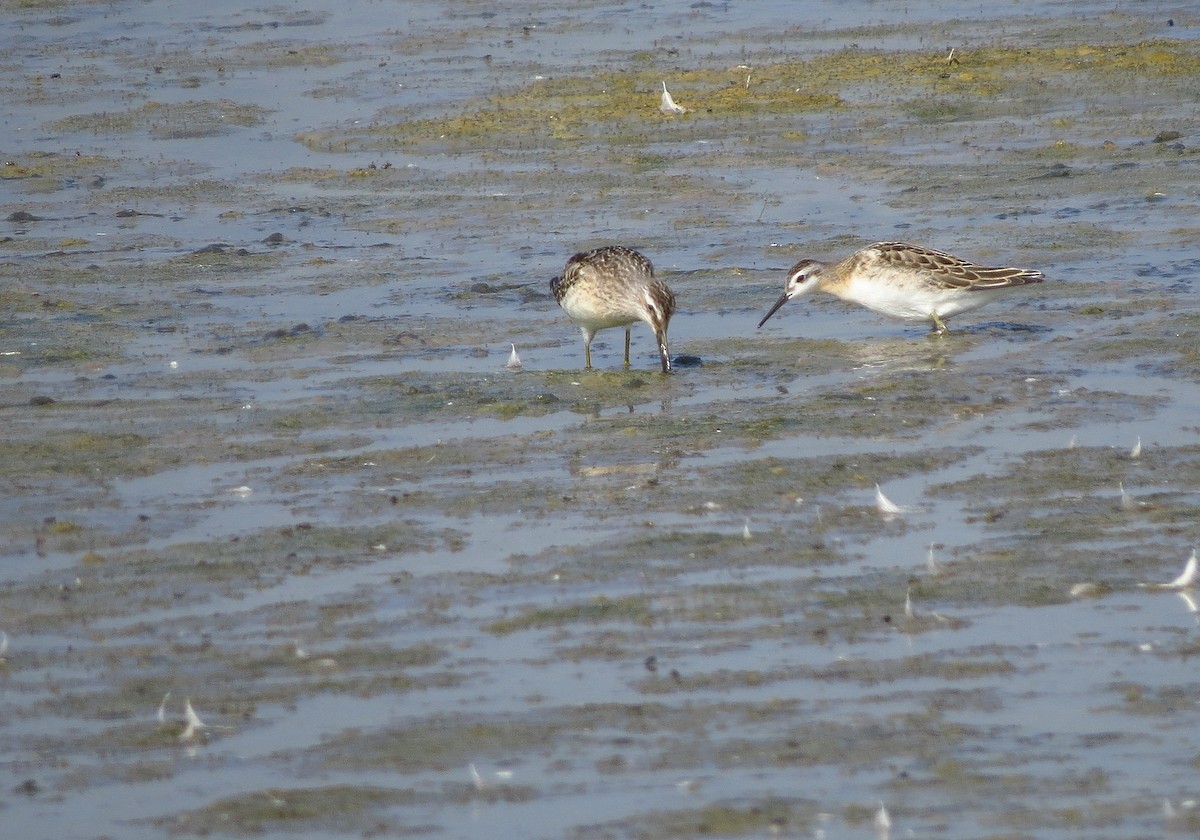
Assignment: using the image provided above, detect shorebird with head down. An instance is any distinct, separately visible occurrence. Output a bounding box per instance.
[552,245,676,372]
[758,241,1044,335]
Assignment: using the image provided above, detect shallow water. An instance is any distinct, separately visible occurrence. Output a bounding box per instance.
[4,1,1200,838]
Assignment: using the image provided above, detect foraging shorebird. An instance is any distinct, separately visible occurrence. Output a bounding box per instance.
[551,245,676,372]
[757,241,1044,335]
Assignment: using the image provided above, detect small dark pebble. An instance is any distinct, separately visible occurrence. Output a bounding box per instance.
[644,656,658,672]
[191,243,233,255]
[262,232,286,245]
[192,243,250,256]
[534,392,559,403]
[15,779,39,797]
[1031,163,1071,179]
[1154,130,1182,143]
[29,395,55,406]
[671,354,703,368]
[7,211,44,222]
[266,323,311,340]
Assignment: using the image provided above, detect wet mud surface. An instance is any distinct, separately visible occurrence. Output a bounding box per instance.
[3,1,1200,838]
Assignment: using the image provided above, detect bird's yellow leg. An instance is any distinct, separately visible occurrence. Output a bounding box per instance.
[929,313,949,336]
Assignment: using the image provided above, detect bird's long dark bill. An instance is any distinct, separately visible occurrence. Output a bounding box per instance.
[757,293,791,328]
[657,334,672,373]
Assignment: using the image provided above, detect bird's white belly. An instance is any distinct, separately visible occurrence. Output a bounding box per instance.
[841,276,1000,322]
[558,289,639,329]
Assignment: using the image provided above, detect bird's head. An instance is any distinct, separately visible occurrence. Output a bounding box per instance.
[757,259,825,328]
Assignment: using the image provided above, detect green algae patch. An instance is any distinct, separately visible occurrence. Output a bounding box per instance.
[584,799,810,840]
[320,715,564,774]
[526,512,848,585]
[48,99,270,138]
[706,448,983,506]
[632,640,1025,698]
[0,521,460,634]
[931,443,1197,509]
[158,785,411,836]
[1,0,86,9]
[0,430,152,478]
[818,647,1023,686]
[219,641,462,701]
[298,64,843,153]
[1102,681,1200,718]
[298,39,1200,154]
[486,594,655,635]
[252,42,344,68]
[0,151,121,188]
